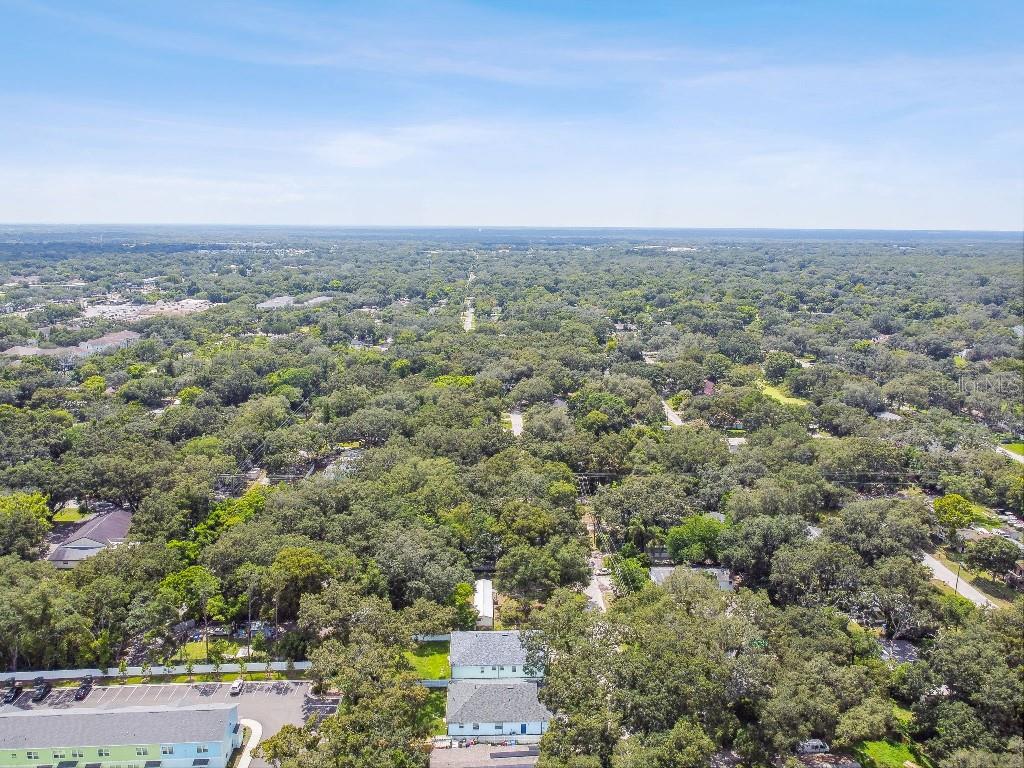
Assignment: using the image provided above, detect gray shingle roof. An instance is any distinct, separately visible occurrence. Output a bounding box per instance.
[449,630,531,667]
[446,681,552,724]
[47,509,132,564]
[0,704,235,749]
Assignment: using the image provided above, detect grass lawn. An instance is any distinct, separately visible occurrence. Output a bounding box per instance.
[756,379,811,407]
[177,639,243,662]
[53,508,88,523]
[1002,443,1024,457]
[405,641,451,679]
[417,689,447,736]
[967,502,1002,529]
[856,738,933,768]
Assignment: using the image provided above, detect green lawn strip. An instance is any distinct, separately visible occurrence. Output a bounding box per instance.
[416,688,447,736]
[405,641,451,679]
[1001,443,1024,457]
[756,379,811,407]
[227,726,252,768]
[53,508,88,523]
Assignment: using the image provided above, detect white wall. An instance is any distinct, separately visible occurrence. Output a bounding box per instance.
[448,720,548,737]
[451,664,535,680]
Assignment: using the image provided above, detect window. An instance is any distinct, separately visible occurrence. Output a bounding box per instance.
[499,665,505,670]
[98,748,111,757]
[472,723,480,730]
[162,745,175,755]
[479,667,485,673]
[72,750,85,758]
[512,666,517,672]
[491,665,497,670]
[53,752,67,759]
[27,752,39,760]
[198,745,210,754]
[137,746,149,756]
[495,722,504,730]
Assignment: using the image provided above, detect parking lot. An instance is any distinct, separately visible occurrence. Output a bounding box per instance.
[1,680,332,768]
[430,743,539,767]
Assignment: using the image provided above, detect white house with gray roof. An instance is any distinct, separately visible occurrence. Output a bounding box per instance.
[449,630,541,680]
[446,681,551,741]
[0,703,241,768]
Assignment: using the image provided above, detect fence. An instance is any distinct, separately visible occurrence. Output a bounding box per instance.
[9,660,312,683]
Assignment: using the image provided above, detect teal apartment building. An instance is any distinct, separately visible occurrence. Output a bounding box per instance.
[0,704,242,768]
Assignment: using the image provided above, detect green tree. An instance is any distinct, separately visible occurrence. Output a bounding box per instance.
[0,491,51,558]
[935,494,975,539]
[665,516,727,564]
[965,537,1021,579]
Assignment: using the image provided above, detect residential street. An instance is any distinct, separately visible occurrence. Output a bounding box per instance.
[662,399,683,426]
[995,446,1024,465]
[922,553,995,608]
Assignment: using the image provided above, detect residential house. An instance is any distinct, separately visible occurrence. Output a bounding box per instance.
[473,579,494,629]
[0,703,242,768]
[650,566,733,591]
[78,329,140,353]
[449,630,539,680]
[446,681,551,741]
[47,508,132,569]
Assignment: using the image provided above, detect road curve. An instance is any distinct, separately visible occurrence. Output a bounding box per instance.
[995,446,1024,465]
[237,718,264,768]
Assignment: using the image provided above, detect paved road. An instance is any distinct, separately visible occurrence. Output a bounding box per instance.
[509,411,524,437]
[995,446,1024,465]
[584,552,609,612]
[662,399,683,426]
[922,553,995,608]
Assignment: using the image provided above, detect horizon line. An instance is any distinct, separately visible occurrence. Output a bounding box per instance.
[1,222,1021,236]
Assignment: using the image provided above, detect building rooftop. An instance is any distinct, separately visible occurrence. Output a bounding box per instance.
[446,681,551,724]
[473,579,494,621]
[48,508,132,564]
[0,704,236,749]
[450,630,531,668]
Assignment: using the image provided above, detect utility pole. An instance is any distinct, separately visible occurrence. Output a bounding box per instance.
[954,561,962,595]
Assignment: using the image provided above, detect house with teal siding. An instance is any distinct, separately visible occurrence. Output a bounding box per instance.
[0,703,241,768]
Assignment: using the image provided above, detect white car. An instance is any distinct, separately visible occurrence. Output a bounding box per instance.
[229,678,244,696]
[796,740,830,755]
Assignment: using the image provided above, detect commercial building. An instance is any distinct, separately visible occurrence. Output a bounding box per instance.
[0,703,242,768]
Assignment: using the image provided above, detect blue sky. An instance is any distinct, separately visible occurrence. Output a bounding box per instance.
[0,0,1021,228]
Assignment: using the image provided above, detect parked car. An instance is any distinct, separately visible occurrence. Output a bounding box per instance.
[2,683,22,704]
[229,678,244,696]
[30,677,51,702]
[796,740,830,755]
[74,675,93,700]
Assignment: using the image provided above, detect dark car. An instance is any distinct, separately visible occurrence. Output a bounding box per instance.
[2,684,22,704]
[30,677,51,702]
[74,675,93,700]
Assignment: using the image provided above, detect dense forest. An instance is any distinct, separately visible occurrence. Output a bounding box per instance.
[0,228,1021,768]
